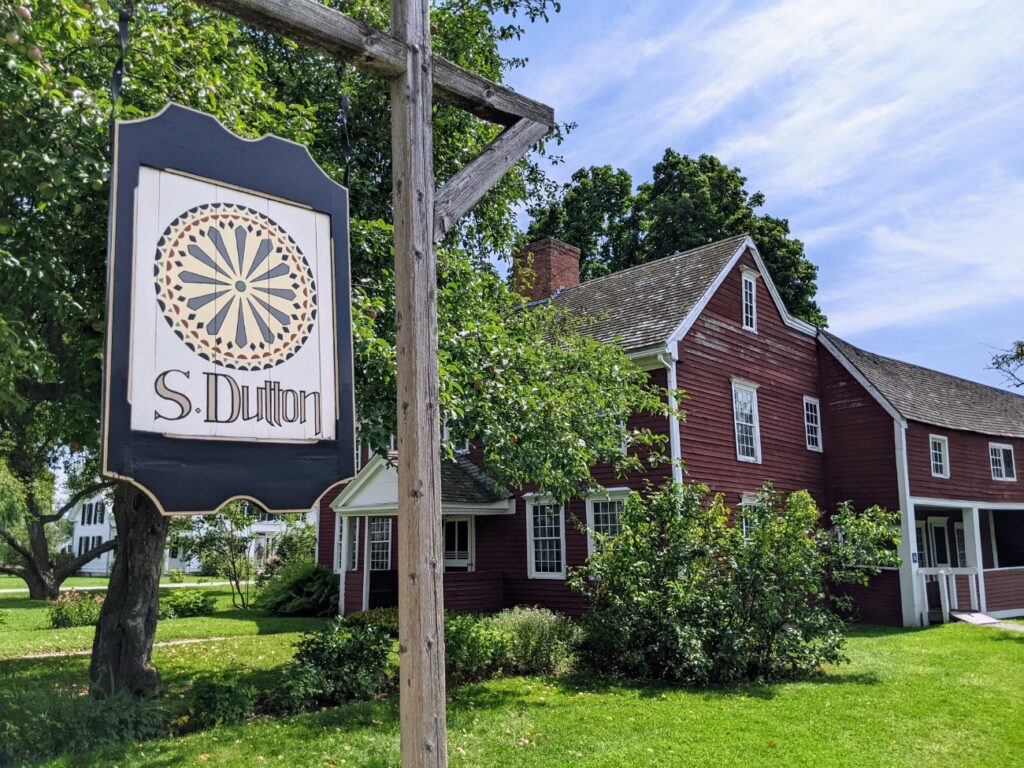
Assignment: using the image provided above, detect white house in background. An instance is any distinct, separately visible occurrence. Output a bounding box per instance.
[67,495,317,576]
[65,495,116,576]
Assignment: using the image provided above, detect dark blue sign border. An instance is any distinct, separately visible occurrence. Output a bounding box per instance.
[102,103,355,514]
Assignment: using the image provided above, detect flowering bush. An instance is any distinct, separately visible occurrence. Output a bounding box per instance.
[48,590,104,628]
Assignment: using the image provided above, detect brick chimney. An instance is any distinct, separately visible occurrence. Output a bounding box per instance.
[512,237,581,302]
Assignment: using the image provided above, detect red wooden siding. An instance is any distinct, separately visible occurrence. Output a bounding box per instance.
[676,250,824,507]
[984,569,1024,612]
[907,422,1024,502]
[818,345,899,511]
[842,570,902,625]
[444,572,504,613]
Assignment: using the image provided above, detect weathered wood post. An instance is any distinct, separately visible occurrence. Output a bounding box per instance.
[390,1,448,765]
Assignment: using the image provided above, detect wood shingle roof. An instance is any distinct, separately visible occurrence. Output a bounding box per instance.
[823,332,1024,439]
[549,234,749,351]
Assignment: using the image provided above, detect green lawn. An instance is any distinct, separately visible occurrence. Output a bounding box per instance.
[0,574,215,590]
[0,588,322,658]
[2,617,1016,767]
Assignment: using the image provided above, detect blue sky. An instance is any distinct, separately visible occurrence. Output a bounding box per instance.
[498,0,1024,390]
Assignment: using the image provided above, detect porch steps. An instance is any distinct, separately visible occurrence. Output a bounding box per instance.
[950,611,999,625]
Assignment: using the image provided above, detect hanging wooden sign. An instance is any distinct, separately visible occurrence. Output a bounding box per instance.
[102,103,355,515]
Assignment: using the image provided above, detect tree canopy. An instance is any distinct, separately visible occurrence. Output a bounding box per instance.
[526,150,827,326]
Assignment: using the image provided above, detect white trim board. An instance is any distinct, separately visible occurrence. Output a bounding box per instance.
[665,236,817,351]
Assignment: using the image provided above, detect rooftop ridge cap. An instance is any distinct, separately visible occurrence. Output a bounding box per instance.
[554,233,750,296]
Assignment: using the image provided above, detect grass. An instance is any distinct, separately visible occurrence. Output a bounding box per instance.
[2,620,1017,767]
[0,588,323,658]
[0,574,215,590]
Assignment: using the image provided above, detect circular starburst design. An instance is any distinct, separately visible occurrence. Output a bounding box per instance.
[153,203,318,371]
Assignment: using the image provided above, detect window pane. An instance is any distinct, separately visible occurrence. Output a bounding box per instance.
[531,504,563,574]
[733,386,758,460]
[369,518,391,570]
[592,500,623,538]
[1003,448,1016,479]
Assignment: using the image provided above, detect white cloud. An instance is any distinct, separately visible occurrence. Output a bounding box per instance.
[504,0,1024,354]
[822,176,1024,335]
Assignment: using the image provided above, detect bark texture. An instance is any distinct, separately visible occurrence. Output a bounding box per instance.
[89,483,168,698]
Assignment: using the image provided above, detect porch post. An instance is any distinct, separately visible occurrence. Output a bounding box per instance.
[362,515,371,611]
[964,506,987,612]
[338,515,349,616]
[894,422,923,626]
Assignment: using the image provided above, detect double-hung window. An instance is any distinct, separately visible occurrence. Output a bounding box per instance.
[732,379,761,463]
[335,516,359,573]
[82,502,93,526]
[443,517,473,571]
[368,517,392,570]
[527,501,565,579]
[803,396,822,452]
[930,435,950,478]
[586,494,626,556]
[741,270,758,331]
[989,443,1017,481]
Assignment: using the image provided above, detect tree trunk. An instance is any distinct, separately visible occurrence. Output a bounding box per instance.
[89,483,168,699]
[24,499,60,599]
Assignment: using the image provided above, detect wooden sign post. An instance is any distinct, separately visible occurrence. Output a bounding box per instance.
[193,1,553,765]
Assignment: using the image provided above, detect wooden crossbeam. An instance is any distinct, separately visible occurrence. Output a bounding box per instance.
[198,0,554,128]
[434,117,551,242]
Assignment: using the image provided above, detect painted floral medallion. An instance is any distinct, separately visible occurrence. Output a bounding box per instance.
[153,202,318,370]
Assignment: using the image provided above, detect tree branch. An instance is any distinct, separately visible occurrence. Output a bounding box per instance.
[39,480,117,524]
[0,528,35,567]
[0,562,28,579]
[54,538,118,582]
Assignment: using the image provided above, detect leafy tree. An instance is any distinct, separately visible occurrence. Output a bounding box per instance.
[0,454,114,599]
[992,341,1024,389]
[3,0,671,698]
[570,483,898,684]
[527,150,827,325]
[168,503,258,609]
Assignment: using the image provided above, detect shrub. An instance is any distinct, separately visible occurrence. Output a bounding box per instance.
[263,621,393,713]
[0,688,168,764]
[255,562,338,616]
[444,612,508,684]
[187,679,254,729]
[167,569,186,583]
[343,606,400,637]
[569,483,899,685]
[489,606,578,676]
[160,588,216,619]
[48,590,104,628]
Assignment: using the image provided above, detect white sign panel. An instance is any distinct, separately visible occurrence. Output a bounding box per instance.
[129,168,336,442]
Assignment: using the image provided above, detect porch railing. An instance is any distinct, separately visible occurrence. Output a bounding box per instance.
[918,567,981,625]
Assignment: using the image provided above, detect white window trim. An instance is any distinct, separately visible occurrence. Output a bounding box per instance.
[803,396,822,453]
[927,516,951,568]
[929,434,950,479]
[989,442,1017,481]
[740,491,762,541]
[443,516,475,571]
[585,489,630,557]
[526,499,567,580]
[741,268,759,332]
[369,517,392,571]
[953,521,968,567]
[731,378,762,464]
[335,515,360,574]
[442,424,471,455]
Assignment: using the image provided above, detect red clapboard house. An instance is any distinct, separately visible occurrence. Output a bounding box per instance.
[316,234,1024,626]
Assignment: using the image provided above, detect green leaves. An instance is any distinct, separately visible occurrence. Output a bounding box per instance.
[350,221,675,500]
[527,150,828,326]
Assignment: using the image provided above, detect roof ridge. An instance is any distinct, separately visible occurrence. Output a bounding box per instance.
[555,233,750,296]
[823,331,1024,401]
